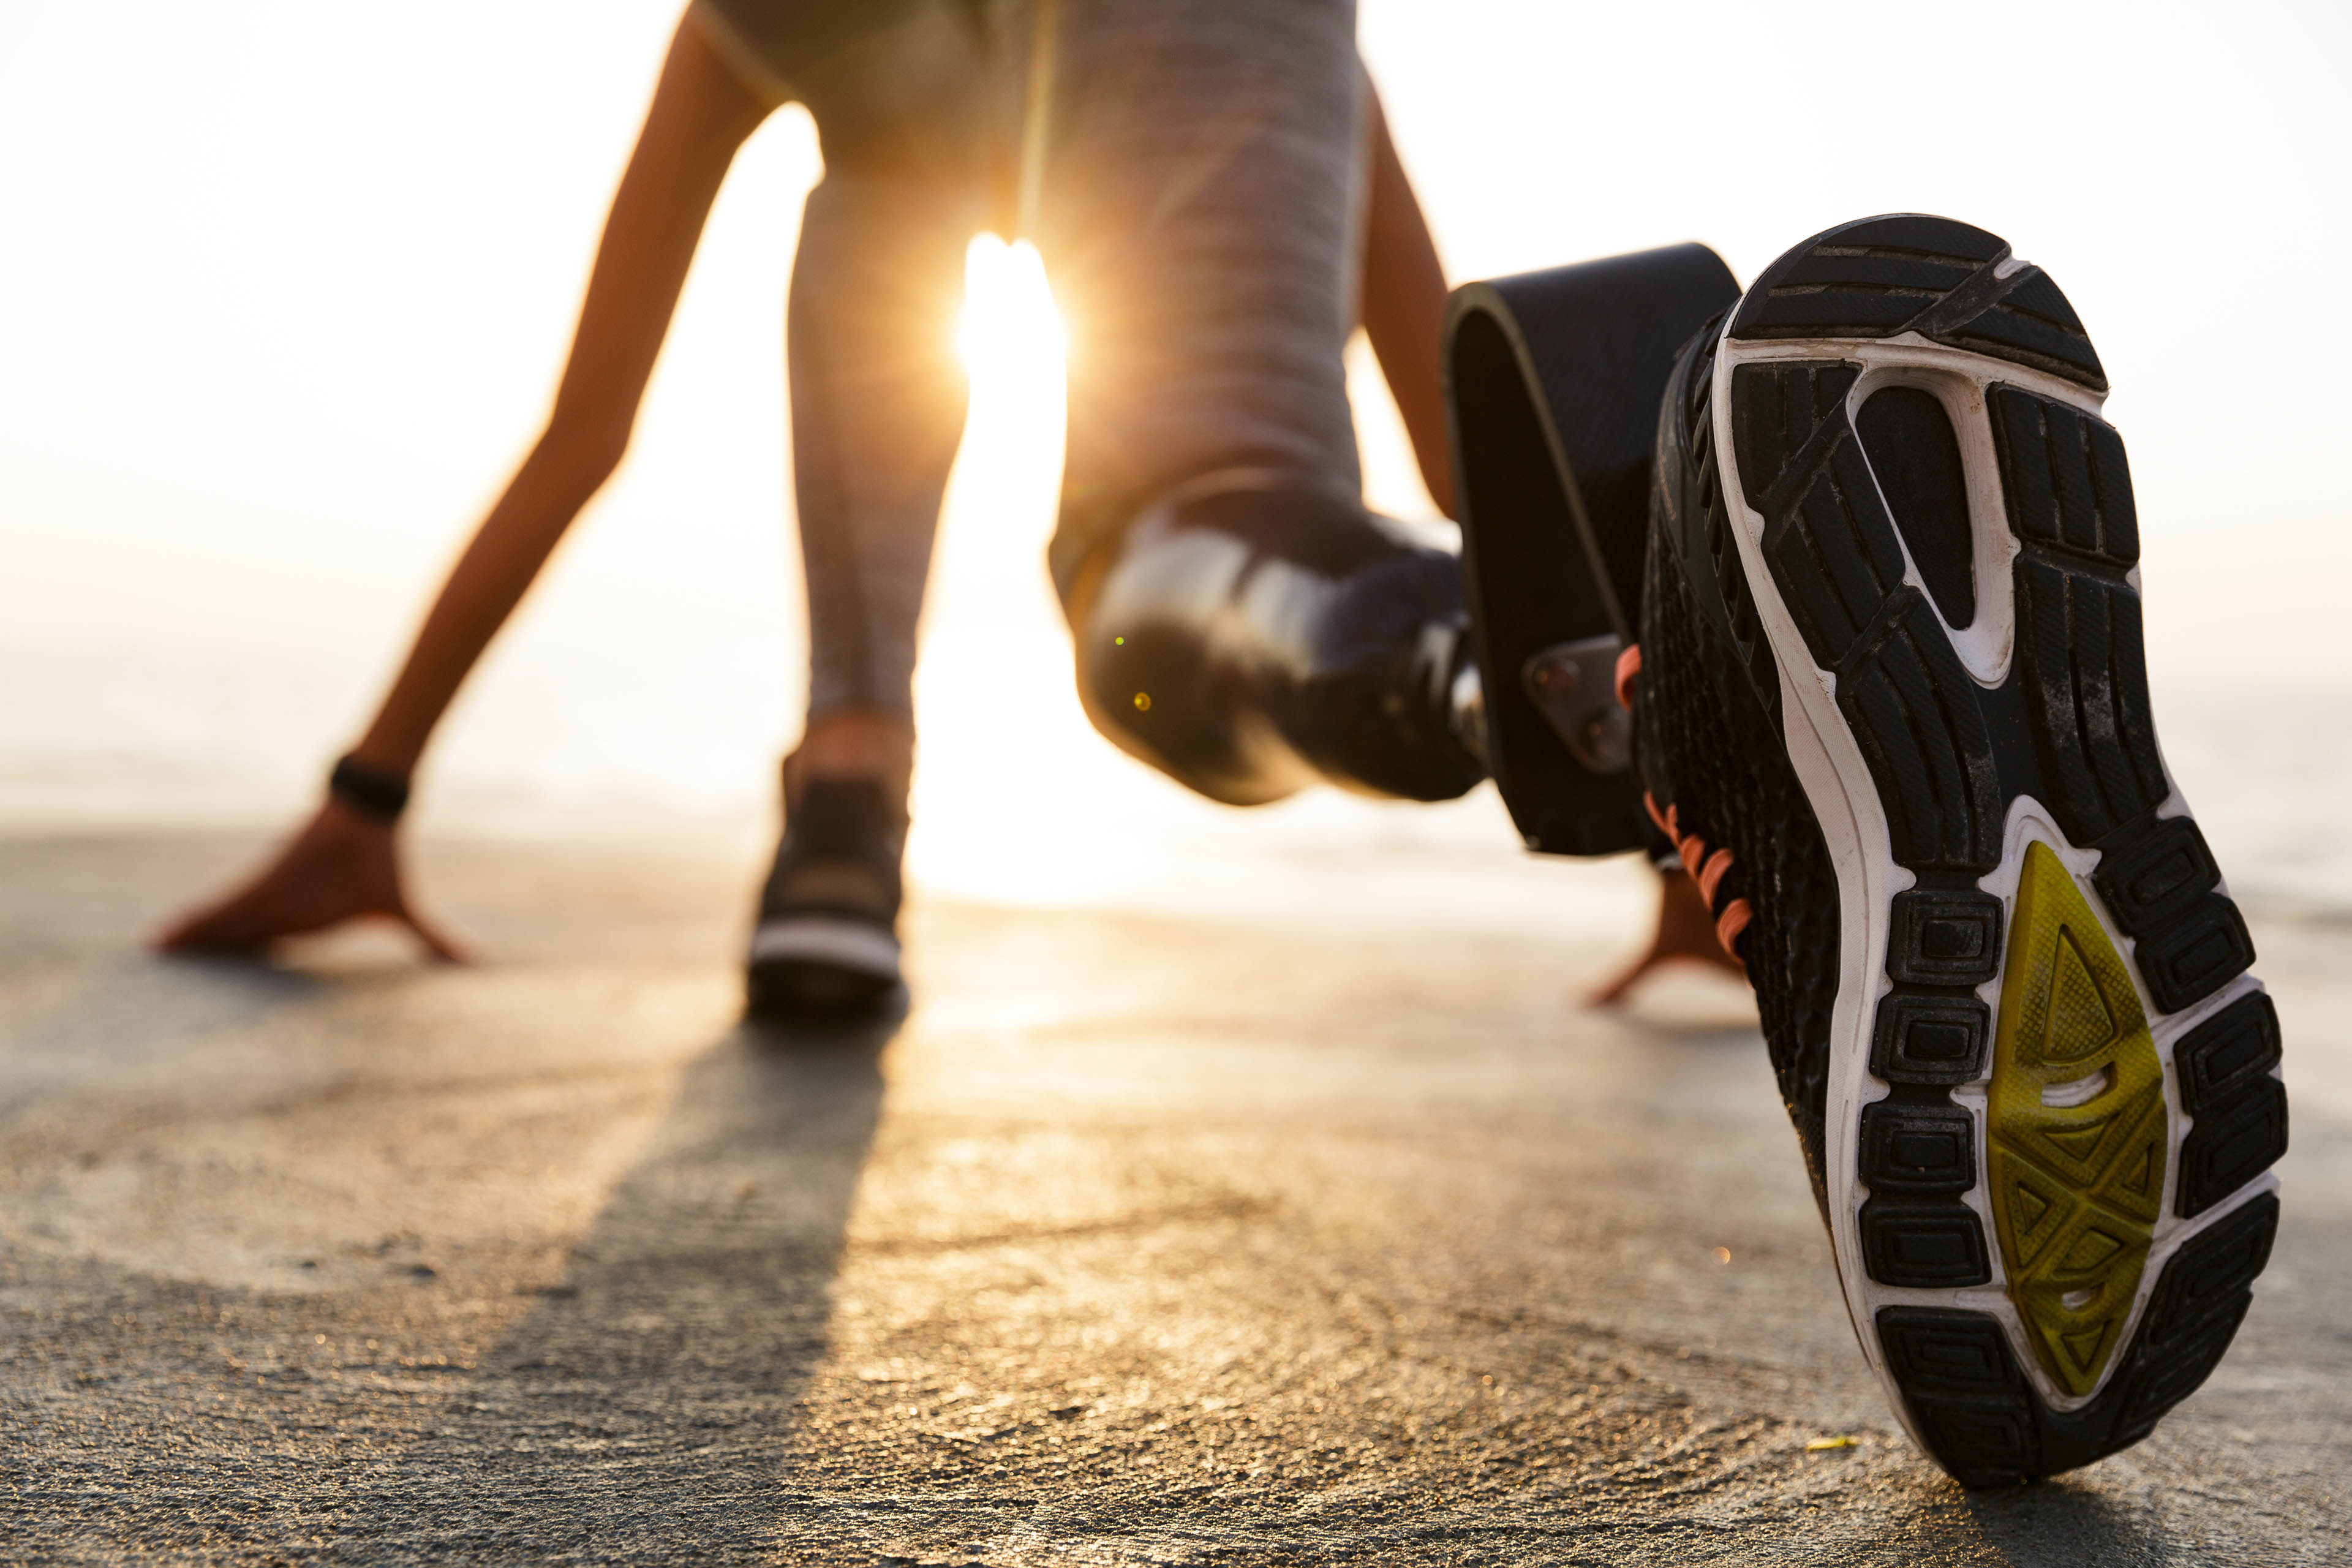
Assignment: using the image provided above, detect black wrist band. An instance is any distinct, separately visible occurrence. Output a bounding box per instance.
[329,754,411,821]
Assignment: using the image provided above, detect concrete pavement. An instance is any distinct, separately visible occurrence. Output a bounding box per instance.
[1,831,2345,1564]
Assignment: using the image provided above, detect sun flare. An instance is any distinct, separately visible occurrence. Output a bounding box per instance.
[914,233,1081,897]
[957,234,1066,391]
[943,233,1067,546]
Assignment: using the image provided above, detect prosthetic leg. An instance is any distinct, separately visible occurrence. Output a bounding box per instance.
[1446,242,1740,853]
[1067,469,1484,807]
[1061,244,1739,826]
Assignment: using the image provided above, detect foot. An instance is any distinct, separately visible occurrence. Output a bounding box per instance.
[747,778,907,1020]
[747,717,914,1022]
[1635,215,2284,1484]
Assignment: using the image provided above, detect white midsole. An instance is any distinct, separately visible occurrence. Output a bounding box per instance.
[1707,322,2281,1426]
[748,915,902,980]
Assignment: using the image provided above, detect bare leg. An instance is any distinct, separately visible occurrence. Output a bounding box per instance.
[788,170,978,749]
[750,170,971,1016]
[790,709,914,799]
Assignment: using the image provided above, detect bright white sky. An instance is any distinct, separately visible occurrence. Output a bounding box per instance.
[1,1,2347,911]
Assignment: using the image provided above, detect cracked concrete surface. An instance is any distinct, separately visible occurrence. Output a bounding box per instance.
[1,832,2344,1564]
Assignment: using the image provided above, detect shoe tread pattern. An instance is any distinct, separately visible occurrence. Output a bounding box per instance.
[1733,362,2003,873]
[2171,993,2289,1217]
[1876,1190,2276,1485]
[1986,843,2167,1396]
[1726,238,2264,1083]
[1716,217,2280,1474]
[1861,886,2003,1286]
[1728,214,2108,393]
[1988,386,2139,565]
[2086,812,2256,1016]
[2013,554,2171,845]
[1835,593,2005,872]
[1727,353,2002,1278]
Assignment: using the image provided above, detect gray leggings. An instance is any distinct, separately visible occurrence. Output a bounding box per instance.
[694,0,1366,721]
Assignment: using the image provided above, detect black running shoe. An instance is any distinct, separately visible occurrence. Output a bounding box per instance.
[746,778,907,1019]
[1636,214,2286,1485]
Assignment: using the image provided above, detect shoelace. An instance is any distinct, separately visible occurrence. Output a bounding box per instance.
[1616,644,1754,959]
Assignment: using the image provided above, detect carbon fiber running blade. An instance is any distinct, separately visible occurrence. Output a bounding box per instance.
[1446,243,1740,857]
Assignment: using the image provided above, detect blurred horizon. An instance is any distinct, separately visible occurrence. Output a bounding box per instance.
[4,0,2350,924]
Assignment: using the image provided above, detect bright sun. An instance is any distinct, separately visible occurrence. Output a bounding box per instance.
[913,232,1077,897]
[940,232,1068,567]
[957,234,1066,398]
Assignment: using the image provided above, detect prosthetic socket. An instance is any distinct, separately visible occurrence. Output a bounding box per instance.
[1071,472,1486,806]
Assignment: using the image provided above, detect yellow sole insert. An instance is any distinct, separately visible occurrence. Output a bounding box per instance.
[1987,841,2169,1396]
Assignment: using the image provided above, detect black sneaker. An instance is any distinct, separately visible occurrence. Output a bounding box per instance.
[1636,214,2286,1484]
[746,778,907,1019]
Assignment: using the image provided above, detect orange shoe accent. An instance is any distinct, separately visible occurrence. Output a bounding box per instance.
[1715,898,1753,954]
[1698,846,1736,904]
[1648,788,1749,957]
[1615,643,1643,709]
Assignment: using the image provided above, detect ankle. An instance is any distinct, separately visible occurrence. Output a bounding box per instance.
[786,710,914,801]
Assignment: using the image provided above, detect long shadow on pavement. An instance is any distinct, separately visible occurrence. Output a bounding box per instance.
[326,1009,894,1561]
[1962,1478,2176,1565]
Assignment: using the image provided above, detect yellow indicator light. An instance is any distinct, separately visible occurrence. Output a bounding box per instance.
[1133,692,1151,711]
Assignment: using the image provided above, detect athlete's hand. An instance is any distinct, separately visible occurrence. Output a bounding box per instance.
[1589,865,1744,1007]
[154,799,466,962]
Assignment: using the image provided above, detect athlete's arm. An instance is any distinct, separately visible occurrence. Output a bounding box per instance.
[158,9,772,956]
[1359,75,1456,520]
[350,11,772,777]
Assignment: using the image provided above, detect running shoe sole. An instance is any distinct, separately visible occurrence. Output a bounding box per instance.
[746,915,902,1019]
[1709,214,2286,1483]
